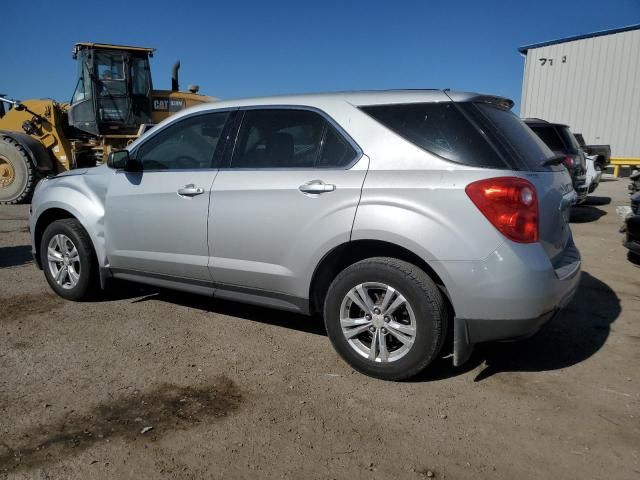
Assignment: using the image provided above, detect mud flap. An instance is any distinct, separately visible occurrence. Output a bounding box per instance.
[453,317,474,366]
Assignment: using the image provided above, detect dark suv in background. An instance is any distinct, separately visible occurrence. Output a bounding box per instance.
[524,119,588,203]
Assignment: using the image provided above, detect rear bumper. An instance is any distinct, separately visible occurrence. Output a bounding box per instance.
[452,284,577,366]
[434,239,581,366]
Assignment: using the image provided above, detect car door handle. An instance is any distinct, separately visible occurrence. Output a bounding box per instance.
[299,181,336,194]
[177,184,205,197]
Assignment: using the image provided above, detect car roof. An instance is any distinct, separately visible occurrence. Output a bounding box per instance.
[181,89,513,113]
[127,89,514,152]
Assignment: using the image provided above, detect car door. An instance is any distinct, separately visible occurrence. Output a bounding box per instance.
[208,107,369,306]
[105,110,232,282]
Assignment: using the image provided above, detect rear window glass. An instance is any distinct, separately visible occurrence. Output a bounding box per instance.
[360,102,506,168]
[467,104,555,171]
[557,126,581,151]
[529,125,566,152]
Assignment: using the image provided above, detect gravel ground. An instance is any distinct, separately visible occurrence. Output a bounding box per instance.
[0,178,638,479]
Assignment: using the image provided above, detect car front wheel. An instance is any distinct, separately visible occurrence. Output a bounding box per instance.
[40,219,98,301]
[324,257,447,380]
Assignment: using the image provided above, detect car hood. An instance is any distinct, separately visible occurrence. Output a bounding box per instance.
[54,165,109,178]
[54,168,90,178]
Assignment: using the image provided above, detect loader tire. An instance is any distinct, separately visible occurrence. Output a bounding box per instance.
[0,136,38,205]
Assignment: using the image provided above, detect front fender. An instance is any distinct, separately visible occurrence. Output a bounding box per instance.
[31,173,109,269]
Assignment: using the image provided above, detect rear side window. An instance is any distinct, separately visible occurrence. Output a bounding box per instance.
[232,109,324,168]
[528,125,566,152]
[361,103,505,168]
[318,126,357,168]
[231,109,358,169]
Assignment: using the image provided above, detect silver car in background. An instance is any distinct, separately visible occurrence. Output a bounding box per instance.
[29,90,581,380]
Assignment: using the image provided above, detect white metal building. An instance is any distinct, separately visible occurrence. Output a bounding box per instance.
[519,24,640,160]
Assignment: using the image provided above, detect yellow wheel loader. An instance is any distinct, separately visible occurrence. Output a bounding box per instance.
[0,43,213,204]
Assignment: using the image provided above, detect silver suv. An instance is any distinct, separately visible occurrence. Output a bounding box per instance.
[29,90,581,380]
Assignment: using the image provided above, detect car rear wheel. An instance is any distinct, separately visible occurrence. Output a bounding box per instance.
[40,219,98,301]
[324,257,447,380]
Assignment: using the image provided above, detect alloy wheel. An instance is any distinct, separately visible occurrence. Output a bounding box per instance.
[47,234,81,290]
[339,282,417,363]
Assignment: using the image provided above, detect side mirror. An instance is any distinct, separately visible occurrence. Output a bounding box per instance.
[107,150,142,172]
[107,150,129,169]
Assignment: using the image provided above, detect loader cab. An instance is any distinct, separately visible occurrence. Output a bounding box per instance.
[68,43,154,136]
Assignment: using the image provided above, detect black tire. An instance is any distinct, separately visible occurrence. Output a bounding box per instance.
[323,257,447,381]
[0,136,37,204]
[40,219,98,301]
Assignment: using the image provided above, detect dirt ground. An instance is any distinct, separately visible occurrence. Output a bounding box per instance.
[0,178,638,480]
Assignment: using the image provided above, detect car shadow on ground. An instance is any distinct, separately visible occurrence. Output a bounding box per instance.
[582,195,612,206]
[0,245,33,268]
[570,204,607,223]
[102,281,327,336]
[415,271,620,383]
[106,270,619,383]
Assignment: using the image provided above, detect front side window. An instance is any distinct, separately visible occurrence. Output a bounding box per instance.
[136,112,230,170]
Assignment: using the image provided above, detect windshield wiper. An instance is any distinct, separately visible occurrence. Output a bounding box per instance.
[540,154,565,167]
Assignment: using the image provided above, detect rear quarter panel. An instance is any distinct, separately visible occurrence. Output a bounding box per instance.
[352,168,507,262]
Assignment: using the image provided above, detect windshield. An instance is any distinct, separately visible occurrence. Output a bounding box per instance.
[95,53,126,96]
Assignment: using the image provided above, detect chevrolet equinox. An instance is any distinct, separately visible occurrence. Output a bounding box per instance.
[29,90,581,380]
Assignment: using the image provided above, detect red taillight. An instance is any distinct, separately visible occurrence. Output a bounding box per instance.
[465,177,539,243]
[562,155,575,168]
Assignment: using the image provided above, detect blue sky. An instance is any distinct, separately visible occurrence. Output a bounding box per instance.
[3,0,639,113]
